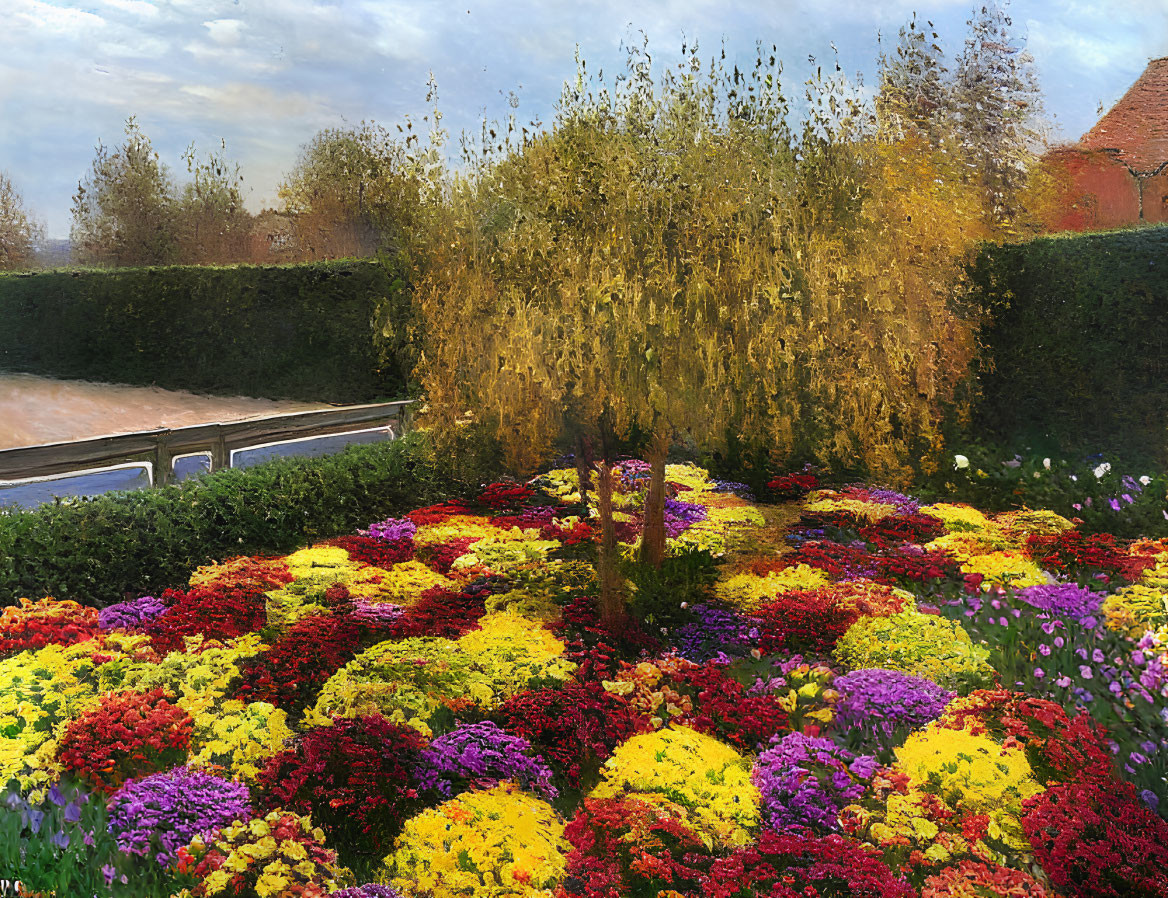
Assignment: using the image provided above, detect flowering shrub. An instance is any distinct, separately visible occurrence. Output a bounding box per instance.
[601,657,788,750]
[834,611,995,694]
[752,732,878,832]
[832,668,954,748]
[479,481,537,508]
[258,714,425,877]
[58,688,193,793]
[767,471,819,497]
[497,683,637,789]
[102,633,268,713]
[186,699,293,784]
[379,585,487,638]
[701,829,916,898]
[591,726,759,849]
[387,783,568,897]
[937,690,1114,785]
[325,533,416,567]
[107,766,250,867]
[7,462,1167,894]
[415,721,557,800]
[99,595,169,631]
[178,808,353,897]
[920,860,1057,898]
[559,794,711,897]
[374,559,458,600]
[146,564,286,654]
[882,723,1044,863]
[715,565,832,612]
[231,615,362,716]
[0,597,100,658]
[1027,529,1153,581]
[1021,777,1168,898]
[754,589,865,652]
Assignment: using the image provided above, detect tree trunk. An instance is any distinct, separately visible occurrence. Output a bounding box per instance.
[596,460,624,626]
[640,431,670,569]
[574,432,592,506]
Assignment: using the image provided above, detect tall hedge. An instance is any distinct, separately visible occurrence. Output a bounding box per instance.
[969,226,1168,459]
[0,258,418,402]
[0,431,505,608]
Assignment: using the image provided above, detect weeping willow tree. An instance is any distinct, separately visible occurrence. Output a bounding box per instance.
[416,36,998,618]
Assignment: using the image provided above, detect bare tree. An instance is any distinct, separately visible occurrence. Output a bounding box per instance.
[0,171,43,271]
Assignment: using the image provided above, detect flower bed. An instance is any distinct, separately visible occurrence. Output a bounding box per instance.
[1,465,1166,897]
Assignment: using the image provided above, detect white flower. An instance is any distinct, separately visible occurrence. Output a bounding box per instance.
[1033,472,1041,479]
[1070,475,1078,482]
[1094,462,1111,479]
[954,454,970,470]
[1043,458,1051,470]
[1141,475,1152,486]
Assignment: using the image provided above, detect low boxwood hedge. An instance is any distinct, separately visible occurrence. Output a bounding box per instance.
[0,431,500,608]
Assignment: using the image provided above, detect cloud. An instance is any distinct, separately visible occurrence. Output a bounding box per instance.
[3,0,1165,237]
[203,18,245,44]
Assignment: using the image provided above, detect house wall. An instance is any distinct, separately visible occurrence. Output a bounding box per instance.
[1046,148,1142,232]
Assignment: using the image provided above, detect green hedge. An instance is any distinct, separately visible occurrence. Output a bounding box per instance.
[969,226,1168,460]
[0,431,502,608]
[0,258,418,402]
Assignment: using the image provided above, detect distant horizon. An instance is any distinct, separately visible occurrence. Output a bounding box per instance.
[3,0,1166,239]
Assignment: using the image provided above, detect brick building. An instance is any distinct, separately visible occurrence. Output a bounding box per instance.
[1047,57,1168,231]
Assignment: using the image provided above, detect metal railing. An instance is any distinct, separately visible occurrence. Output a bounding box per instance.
[0,399,413,508]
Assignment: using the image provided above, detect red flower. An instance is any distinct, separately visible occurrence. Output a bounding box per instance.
[58,688,193,793]
[497,683,636,789]
[257,715,425,873]
[478,481,536,509]
[0,598,100,659]
[1022,777,1168,898]
[232,614,362,717]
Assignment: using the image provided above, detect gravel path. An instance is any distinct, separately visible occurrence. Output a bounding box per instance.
[0,373,332,450]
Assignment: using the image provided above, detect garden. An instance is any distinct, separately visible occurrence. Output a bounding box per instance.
[2,455,1166,897]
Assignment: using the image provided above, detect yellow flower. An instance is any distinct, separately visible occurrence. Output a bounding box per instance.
[388,783,567,898]
[591,726,759,849]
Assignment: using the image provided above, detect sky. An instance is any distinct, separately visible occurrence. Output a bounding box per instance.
[2,0,1166,238]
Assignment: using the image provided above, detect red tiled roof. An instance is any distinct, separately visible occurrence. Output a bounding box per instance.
[1081,57,1168,175]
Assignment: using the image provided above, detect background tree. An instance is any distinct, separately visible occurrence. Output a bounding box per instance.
[876,15,953,147]
[175,140,251,265]
[71,117,179,267]
[952,1,1047,231]
[0,171,43,270]
[278,119,427,261]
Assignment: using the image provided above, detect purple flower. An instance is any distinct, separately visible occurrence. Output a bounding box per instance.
[674,605,758,662]
[832,669,954,744]
[1034,668,1045,678]
[360,516,417,542]
[663,498,708,537]
[1056,676,1072,688]
[1109,498,1122,512]
[98,595,169,630]
[107,767,250,867]
[1079,665,1094,680]
[752,732,876,832]
[864,488,920,515]
[348,600,405,627]
[1038,644,1051,656]
[414,722,557,800]
[1015,584,1103,624]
